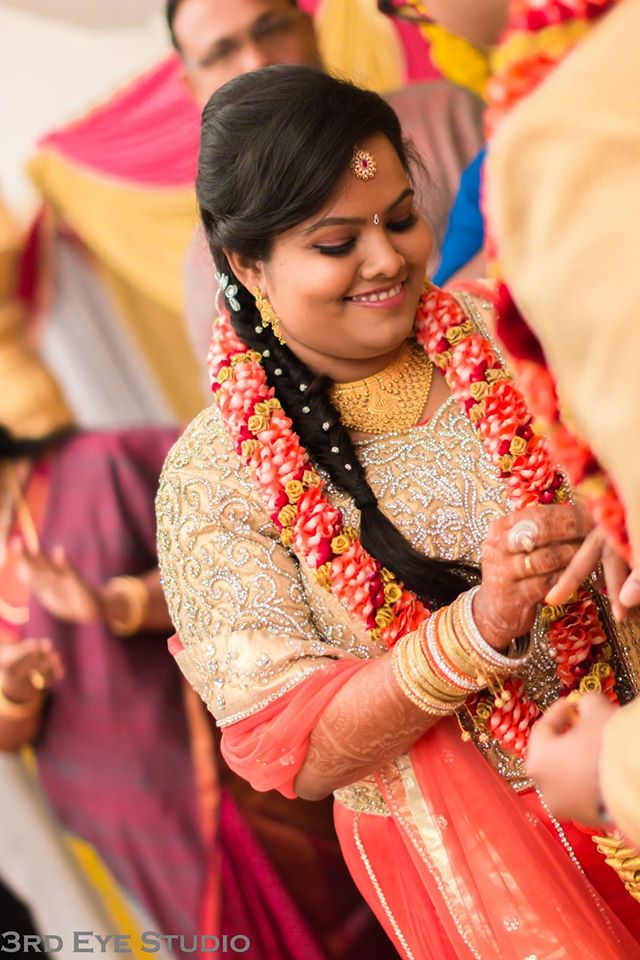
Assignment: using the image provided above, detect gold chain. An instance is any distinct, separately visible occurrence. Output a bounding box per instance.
[330,339,434,434]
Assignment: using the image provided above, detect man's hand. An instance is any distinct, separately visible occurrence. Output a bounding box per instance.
[545,525,640,621]
[526,693,616,826]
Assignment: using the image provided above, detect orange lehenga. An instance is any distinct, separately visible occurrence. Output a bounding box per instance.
[157,295,640,960]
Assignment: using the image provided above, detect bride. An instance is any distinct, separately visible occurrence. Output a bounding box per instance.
[157,64,640,959]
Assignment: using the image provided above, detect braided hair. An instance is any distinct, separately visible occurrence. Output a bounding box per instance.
[197,65,475,607]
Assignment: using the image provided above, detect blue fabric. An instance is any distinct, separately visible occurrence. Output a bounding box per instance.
[433,149,486,285]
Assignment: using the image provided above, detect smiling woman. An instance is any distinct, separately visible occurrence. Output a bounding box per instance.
[157,65,640,960]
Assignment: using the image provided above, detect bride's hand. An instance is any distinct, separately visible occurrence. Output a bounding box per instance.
[474,504,593,650]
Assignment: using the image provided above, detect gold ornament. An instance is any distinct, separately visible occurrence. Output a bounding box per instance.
[592,833,640,903]
[349,146,377,181]
[330,339,434,434]
[252,289,285,344]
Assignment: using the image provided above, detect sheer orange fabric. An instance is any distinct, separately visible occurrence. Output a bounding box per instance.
[221,660,367,797]
[222,665,640,959]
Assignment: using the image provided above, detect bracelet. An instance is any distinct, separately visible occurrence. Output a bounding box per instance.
[392,627,468,717]
[103,576,149,637]
[424,609,480,693]
[439,600,487,680]
[0,683,43,721]
[461,587,530,673]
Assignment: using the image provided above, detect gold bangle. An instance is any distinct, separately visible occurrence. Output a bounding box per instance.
[448,589,529,678]
[409,629,466,702]
[0,684,43,721]
[103,576,149,637]
[440,600,483,678]
[392,630,467,716]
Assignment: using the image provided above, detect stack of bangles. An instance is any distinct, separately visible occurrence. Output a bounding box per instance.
[392,586,531,716]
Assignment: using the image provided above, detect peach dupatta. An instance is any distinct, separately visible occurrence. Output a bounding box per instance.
[222,662,640,960]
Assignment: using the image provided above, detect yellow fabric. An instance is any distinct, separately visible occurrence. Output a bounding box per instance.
[487,0,640,564]
[97,261,205,421]
[28,150,205,420]
[419,23,490,98]
[0,200,74,439]
[29,150,198,317]
[490,19,589,72]
[316,0,404,92]
[67,835,148,960]
[0,201,23,302]
[600,696,640,849]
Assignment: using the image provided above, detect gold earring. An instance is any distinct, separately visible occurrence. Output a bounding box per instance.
[252,288,285,345]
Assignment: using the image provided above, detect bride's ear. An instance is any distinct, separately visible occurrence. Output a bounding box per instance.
[224,250,266,294]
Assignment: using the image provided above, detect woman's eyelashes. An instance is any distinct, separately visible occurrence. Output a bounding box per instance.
[387,212,418,233]
[313,212,419,256]
[314,239,356,257]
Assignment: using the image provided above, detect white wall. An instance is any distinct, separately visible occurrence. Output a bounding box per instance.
[0,0,171,222]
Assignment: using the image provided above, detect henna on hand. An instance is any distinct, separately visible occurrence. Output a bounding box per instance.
[295,655,437,800]
[475,504,591,650]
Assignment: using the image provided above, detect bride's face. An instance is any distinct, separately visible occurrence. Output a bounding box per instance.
[230,133,433,379]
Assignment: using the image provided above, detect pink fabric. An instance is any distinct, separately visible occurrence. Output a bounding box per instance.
[37,56,200,187]
[392,18,439,83]
[34,17,438,193]
[200,790,326,960]
[222,667,640,959]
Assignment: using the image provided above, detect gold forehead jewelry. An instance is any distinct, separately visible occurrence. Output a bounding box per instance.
[330,340,434,434]
[350,146,377,182]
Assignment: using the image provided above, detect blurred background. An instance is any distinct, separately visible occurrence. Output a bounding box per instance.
[1,0,486,429]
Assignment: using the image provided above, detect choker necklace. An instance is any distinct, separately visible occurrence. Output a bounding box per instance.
[330,339,433,434]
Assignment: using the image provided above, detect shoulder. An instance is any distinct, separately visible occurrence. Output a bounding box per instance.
[157,403,270,534]
[159,403,238,485]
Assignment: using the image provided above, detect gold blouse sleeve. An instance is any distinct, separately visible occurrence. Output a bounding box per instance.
[156,406,354,726]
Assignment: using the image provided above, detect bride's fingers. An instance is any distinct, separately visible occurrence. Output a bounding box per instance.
[544,528,605,604]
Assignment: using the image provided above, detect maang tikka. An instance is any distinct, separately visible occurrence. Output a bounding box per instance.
[350,145,377,181]
[252,288,285,344]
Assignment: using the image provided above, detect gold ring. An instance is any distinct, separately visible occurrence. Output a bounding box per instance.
[523,554,534,577]
[29,669,47,691]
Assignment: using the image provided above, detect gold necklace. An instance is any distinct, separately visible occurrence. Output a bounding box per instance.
[330,339,434,434]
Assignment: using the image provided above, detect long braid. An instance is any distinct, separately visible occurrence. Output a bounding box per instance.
[228,281,476,608]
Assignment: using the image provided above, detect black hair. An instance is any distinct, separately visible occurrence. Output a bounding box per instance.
[196,64,475,607]
[165,0,182,51]
[0,425,74,462]
[166,0,298,55]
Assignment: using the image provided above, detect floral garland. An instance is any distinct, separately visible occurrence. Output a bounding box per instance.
[208,283,619,760]
[485,0,629,561]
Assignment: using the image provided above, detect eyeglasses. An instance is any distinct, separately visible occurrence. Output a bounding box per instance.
[377,1,435,25]
[192,10,306,69]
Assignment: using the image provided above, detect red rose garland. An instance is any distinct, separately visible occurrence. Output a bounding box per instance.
[208,284,619,760]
